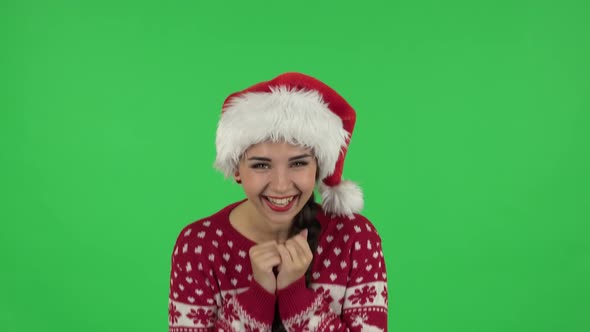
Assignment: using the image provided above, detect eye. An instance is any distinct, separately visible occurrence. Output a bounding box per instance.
[251,163,270,169]
[291,161,309,167]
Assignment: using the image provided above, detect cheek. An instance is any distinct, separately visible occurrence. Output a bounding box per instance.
[297,169,318,190]
[242,183,264,200]
[241,174,266,191]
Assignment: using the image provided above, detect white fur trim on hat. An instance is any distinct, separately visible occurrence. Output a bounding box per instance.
[319,180,364,218]
[214,86,350,180]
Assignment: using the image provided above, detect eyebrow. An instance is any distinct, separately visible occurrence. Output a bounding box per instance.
[247,154,313,162]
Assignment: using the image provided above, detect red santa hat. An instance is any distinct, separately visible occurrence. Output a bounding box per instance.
[214,72,362,218]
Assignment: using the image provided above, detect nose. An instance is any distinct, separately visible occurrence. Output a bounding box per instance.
[270,167,292,193]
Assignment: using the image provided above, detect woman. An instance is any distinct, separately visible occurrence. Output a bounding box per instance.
[168,73,388,331]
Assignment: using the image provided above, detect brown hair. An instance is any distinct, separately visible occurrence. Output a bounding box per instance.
[271,193,321,331]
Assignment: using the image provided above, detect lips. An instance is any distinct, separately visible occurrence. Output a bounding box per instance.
[263,195,299,212]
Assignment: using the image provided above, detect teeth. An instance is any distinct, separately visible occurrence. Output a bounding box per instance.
[267,196,294,206]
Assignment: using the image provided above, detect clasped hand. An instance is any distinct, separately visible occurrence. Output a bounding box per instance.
[249,229,313,293]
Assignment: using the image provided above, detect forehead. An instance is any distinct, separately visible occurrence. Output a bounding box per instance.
[244,141,313,157]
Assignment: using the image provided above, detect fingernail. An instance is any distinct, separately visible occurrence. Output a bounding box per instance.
[301,229,308,238]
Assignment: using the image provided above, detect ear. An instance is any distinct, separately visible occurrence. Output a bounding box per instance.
[234,171,241,184]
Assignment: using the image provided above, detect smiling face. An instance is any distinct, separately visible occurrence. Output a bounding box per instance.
[235,141,318,231]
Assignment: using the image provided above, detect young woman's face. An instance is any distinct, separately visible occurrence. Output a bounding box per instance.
[236,141,317,228]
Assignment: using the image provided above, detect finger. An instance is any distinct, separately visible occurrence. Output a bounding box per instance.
[250,241,278,254]
[255,260,281,274]
[250,245,280,258]
[285,241,304,265]
[300,228,308,239]
[261,256,282,271]
[249,243,279,259]
[252,240,278,249]
[250,247,281,269]
[276,244,293,265]
[253,251,281,263]
[261,248,281,259]
[252,251,281,266]
[259,240,279,248]
[291,234,313,261]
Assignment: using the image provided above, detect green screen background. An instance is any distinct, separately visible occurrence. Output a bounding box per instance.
[1,0,589,331]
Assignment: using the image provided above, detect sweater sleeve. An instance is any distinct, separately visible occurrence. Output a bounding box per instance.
[168,226,276,332]
[276,219,388,331]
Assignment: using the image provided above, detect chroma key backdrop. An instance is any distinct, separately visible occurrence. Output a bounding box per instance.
[1,0,589,331]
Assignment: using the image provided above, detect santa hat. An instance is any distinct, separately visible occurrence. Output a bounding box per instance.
[214,72,362,218]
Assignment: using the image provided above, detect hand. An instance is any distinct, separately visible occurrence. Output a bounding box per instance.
[276,229,313,290]
[249,241,281,294]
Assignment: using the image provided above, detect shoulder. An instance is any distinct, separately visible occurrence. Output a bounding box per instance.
[316,208,383,244]
[318,210,379,237]
[170,201,243,255]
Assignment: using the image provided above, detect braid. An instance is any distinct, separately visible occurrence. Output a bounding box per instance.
[271,193,322,331]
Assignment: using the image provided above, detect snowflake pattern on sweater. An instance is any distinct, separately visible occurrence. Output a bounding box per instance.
[169,201,388,331]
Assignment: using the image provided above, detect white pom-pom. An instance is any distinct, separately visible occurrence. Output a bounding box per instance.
[319,180,364,219]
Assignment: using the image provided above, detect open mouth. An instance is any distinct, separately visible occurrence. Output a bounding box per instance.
[262,195,299,212]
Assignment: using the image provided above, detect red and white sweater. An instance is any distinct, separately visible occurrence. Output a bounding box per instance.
[168,201,388,331]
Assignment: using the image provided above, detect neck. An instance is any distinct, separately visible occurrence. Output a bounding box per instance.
[230,200,292,244]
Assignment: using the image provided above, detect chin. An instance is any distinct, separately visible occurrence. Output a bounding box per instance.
[258,194,307,225]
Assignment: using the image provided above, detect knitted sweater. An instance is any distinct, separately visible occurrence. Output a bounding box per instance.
[168,201,388,331]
